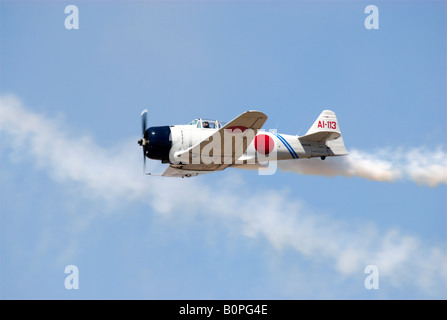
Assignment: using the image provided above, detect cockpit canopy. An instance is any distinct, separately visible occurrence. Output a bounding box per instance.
[188,118,225,129]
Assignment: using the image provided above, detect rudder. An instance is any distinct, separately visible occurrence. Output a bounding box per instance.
[299,110,348,156]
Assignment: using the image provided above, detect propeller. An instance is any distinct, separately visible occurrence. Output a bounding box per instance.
[141,109,147,137]
[138,109,148,173]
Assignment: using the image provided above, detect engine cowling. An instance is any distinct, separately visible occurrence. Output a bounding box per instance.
[144,126,172,162]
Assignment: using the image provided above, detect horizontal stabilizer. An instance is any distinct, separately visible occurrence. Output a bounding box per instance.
[299,131,340,143]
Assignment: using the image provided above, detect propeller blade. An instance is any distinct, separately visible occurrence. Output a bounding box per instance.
[141,109,148,136]
[143,149,146,174]
[140,109,148,174]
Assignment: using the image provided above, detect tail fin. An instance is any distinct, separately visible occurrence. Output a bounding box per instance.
[299,110,348,156]
[299,110,341,142]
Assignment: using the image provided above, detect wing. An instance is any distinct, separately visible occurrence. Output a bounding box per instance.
[174,110,268,167]
[161,166,217,178]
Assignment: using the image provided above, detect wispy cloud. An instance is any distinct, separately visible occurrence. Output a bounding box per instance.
[1,94,446,297]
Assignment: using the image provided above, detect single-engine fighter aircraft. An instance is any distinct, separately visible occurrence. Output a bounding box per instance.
[138,109,348,177]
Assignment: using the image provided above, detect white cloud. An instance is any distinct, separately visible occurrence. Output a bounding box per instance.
[1,94,446,297]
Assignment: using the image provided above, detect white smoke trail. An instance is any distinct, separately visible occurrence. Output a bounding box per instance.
[404,147,447,187]
[0,94,148,202]
[1,94,446,296]
[278,148,447,186]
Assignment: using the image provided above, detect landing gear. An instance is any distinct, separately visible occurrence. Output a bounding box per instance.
[320,156,326,160]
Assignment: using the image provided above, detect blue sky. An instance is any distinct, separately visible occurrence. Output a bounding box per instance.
[1,1,446,299]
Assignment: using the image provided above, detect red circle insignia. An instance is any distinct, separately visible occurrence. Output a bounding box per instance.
[254,134,274,155]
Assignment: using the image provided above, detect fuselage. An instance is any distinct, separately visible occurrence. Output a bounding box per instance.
[144,123,330,166]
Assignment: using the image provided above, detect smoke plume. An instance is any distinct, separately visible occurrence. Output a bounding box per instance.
[278,148,447,186]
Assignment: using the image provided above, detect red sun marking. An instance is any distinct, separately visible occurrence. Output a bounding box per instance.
[254,134,274,155]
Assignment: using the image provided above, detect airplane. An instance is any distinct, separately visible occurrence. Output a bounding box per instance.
[138,109,348,177]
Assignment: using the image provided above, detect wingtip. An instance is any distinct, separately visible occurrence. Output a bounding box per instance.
[244,110,268,118]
